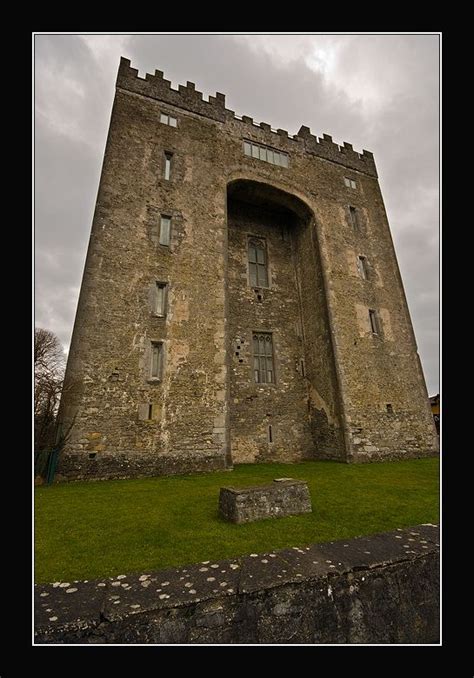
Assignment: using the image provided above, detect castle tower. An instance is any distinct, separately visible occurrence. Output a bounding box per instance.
[57,57,439,480]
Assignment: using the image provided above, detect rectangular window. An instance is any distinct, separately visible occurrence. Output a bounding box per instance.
[345,177,357,189]
[150,342,163,379]
[248,238,269,288]
[357,256,369,280]
[369,309,380,335]
[154,282,167,316]
[159,215,171,246]
[160,113,177,127]
[253,332,275,384]
[349,206,359,231]
[164,152,172,180]
[243,140,289,167]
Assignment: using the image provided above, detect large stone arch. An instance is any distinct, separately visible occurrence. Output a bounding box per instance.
[225,175,347,465]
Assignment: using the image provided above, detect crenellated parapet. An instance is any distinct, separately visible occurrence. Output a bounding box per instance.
[295,126,377,177]
[117,57,377,177]
[117,57,228,123]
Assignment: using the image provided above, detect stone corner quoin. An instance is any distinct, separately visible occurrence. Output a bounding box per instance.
[56,56,440,481]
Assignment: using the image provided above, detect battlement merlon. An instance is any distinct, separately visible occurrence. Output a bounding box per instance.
[116,57,378,178]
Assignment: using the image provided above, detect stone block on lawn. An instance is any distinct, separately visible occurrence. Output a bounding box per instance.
[219,479,312,524]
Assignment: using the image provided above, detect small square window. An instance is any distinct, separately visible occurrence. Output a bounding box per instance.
[169,116,177,127]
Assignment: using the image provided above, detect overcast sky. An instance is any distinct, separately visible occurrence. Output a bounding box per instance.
[34,33,440,395]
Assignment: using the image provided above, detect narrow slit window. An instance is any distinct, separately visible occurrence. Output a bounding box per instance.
[268,425,273,443]
[369,309,380,335]
[386,404,393,414]
[253,332,275,384]
[357,256,369,280]
[150,342,163,379]
[164,152,173,180]
[248,238,269,288]
[159,215,171,246]
[154,282,167,316]
[349,206,359,231]
[148,403,153,419]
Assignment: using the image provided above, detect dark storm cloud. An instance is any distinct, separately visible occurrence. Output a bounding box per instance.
[34,33,439,393]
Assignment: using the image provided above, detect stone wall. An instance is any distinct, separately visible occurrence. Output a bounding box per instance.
[35,524,439,644]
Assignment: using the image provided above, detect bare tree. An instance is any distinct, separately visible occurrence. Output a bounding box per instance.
[34,328,65,455]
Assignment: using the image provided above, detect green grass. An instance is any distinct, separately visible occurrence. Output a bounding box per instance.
[34,458,439,584]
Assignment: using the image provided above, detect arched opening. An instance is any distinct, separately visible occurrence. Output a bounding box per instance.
[226,179,345,465]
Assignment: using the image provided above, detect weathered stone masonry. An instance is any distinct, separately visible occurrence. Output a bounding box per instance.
[34,525,440,644]
[57,57,439,480]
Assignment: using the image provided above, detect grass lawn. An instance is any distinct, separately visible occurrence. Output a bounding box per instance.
[34,457,439,584]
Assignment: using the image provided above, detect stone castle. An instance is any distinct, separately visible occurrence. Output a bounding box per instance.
[57,57,439,480]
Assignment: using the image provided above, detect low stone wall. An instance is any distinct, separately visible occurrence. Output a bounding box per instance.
[56,450,229,482]
[34,525,439,644]
[219,479,312,523]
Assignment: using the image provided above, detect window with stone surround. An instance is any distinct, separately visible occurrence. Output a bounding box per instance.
[153,282,168,316]
[349,206,360,231]
[357,256,369,280]
[164,152,173,180]
[253,332,275,384]
[368,309,381,335]
[344,177,357,189]
[243,140,289,168]
[160,113,177,127]
[248,238,269,288]
[159,215,171,246]
[150,341,164,380]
